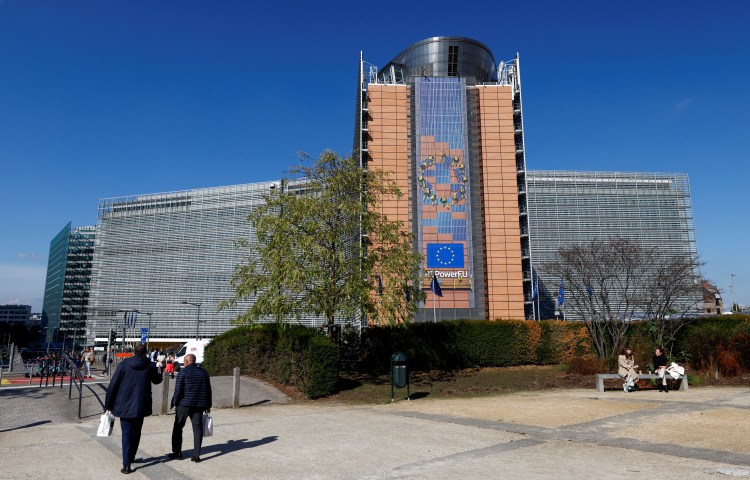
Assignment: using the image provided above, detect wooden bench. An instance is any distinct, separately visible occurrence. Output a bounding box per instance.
[594,373,688,392]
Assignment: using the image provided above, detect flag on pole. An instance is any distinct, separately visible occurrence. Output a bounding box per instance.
[531,272,538,301]
[587,284,593,300]
[557,277,565,306]
[430,272,443,297]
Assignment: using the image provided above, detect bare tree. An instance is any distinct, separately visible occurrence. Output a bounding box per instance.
[545,238,701,361]
[636,253,703,353]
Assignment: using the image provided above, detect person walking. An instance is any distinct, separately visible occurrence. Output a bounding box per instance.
[105,344,163,475]
[83,347,94,378]
[167,353,212,463]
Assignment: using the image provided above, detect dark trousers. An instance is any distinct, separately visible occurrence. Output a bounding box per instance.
[120,417,144,468]
[172,405,204,456]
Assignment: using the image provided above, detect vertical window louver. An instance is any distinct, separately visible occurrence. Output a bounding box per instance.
[448,46,458,77]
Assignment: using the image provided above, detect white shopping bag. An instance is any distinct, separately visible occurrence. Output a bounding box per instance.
[97,411,115,437]
[202,412,213,437]
[667,362,685,379]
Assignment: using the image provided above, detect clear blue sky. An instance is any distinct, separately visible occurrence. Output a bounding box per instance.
[1,0,748,312]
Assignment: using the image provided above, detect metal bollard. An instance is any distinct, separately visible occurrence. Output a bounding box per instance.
[232,367,240,408]
[161,372,170,415]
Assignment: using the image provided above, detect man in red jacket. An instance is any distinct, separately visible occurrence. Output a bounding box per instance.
[167,353,212,463]
[105,344,162,474]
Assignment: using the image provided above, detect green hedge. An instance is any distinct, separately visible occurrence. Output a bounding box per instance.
[673,314,750,375]
[203,315,750,399]
[203,323,339,398]
[357,319,593,374]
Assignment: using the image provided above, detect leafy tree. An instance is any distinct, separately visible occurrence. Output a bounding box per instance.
[545,238,701,361]
[223,151,424,332]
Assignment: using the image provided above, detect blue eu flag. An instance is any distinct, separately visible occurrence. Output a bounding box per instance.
[430,272,443,297]
[557,278,565,307]
[426,243,465,268]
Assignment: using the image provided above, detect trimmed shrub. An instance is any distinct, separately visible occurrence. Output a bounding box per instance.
[674,315,750,377]
[355,319,593,374]
[203,324,339,399]
[566,356,606,375]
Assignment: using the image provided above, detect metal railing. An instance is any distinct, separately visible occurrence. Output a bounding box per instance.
[31,355,86,418]
[62,353,85,418]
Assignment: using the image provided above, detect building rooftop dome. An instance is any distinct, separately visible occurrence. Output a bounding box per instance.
[380,36,498,83]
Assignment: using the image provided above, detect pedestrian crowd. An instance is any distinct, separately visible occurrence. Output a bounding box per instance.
[150,348,178,378]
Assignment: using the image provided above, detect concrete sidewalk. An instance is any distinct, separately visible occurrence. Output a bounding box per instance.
[1,383,749,479]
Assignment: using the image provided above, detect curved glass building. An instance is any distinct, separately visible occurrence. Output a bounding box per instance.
[380,36,498,83]
[355,37,534,321]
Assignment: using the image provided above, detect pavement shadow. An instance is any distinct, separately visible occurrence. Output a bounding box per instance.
[80,383,109,419]
[0,420,52,433]
[0,388,57,400]
[241,399,271,408]
[199,436,279,461]
[132,437,278,470]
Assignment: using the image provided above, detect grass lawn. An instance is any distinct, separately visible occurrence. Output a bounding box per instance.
[315,365,589,405]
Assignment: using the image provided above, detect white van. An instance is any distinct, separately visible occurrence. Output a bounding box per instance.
[175,339,210,367]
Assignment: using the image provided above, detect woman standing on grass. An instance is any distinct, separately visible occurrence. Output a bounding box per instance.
[618,345,639,392]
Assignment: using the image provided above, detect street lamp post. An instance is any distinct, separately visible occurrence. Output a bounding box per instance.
[181,301,202,340]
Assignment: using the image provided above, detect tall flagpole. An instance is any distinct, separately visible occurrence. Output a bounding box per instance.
[433,293,436,323]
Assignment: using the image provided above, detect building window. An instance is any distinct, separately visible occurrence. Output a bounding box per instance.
[448,46,458,77]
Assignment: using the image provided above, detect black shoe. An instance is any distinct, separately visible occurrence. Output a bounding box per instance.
[120,466,134,474]
[167,452,182,459]
[191,456,201,463]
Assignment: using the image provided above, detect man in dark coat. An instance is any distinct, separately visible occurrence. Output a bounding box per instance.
[105,344,162,474]
[167,353,212,462]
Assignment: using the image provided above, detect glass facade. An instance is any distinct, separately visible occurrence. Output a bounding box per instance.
[415,77,476,306]
[87,181,327,342]
[526,170,702,319]
[41,223,96,345]
[356,36,532,321]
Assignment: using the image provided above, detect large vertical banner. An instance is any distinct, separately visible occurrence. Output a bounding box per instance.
[415,77,474,308]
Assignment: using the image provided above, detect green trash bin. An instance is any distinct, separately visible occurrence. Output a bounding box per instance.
[391,352,410,402]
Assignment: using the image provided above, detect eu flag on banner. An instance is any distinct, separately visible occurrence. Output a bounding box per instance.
[426,243,465,268]
[430,272,443,297]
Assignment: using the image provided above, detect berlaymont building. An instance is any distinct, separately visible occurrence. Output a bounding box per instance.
[76,36,701,344]
[86,181,323,344]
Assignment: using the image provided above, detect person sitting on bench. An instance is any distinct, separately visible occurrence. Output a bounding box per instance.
[653,347,669,392]
[618,345,639,392]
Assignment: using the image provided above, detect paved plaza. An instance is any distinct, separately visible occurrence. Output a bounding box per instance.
[1,375,749,479]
